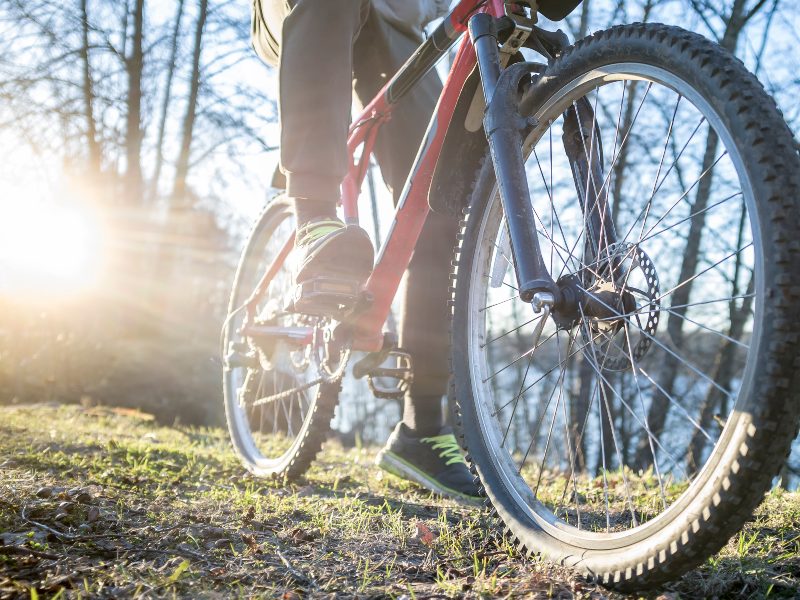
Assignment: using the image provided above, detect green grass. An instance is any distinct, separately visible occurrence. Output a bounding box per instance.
[0,403,797,598]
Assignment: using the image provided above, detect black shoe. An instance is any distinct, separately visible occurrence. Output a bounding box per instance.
[294,218,374,284]
[376,423,482,506]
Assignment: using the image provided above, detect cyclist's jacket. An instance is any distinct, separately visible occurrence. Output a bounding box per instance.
[374,0,584,34]
[373,0,449,35]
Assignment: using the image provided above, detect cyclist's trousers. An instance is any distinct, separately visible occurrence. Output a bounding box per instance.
[252,0,458,400]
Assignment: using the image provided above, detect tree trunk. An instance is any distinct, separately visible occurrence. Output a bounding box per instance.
[124,0,145,204]
[149,0,186,201]
[572,356,593,473]
[172,0,208,202]
[577,0,591,39]
[79,0,101,175]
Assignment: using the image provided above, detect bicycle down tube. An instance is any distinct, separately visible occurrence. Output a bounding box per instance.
[346,0,506,352]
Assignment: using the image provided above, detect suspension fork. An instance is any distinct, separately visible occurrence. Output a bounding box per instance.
[470,13,617,308]
[562,98,618,268]
[471,13,558,307]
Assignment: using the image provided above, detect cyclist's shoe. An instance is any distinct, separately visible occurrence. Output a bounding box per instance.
[292,218,374,316]
[376,423,482,506]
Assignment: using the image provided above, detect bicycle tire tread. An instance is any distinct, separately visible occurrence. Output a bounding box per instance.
[450,23,800,590]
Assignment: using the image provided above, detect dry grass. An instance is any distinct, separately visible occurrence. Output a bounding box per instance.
[0,403,797,599]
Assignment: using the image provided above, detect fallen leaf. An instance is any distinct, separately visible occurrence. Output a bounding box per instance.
[411,522,437,546]
[243,505,256,522]
[290,527,320,543]
[241,533,260,552]
[35,487,54,499]
[73,491,92,504]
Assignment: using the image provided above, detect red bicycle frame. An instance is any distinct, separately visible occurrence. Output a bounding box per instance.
[244,0,506,352]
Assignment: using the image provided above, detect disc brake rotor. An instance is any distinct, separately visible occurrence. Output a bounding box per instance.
[585,242,660,371]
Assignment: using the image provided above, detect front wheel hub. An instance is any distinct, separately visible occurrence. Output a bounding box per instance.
[553,243,661,371]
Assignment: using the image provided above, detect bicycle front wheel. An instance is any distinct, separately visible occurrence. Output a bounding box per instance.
[452,24,800,588]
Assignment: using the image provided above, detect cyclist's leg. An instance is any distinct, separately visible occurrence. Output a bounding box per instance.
[353,11,456,434]
[353,11,476,501]
[252,0,374,303]
[253,0,368,202]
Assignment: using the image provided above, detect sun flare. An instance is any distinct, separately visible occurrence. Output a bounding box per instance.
[0,193,102,296]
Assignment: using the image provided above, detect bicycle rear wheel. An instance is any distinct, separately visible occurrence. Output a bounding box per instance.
[223,195,338,481]
[451,24,800,588]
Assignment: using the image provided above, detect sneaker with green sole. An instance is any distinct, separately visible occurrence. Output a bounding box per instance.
[376,423,482,506]
[294,217,374,284]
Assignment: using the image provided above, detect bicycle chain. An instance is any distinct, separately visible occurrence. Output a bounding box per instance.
[244,348,350,408]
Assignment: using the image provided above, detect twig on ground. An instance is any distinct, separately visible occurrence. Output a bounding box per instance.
[0,544,60,560]
[21,505,126,541]
[276,548,317,589]
[137,546,212,564]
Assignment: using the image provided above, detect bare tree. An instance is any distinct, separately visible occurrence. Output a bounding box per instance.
[172,0,208,202]
[150,0,186,201]
[124,0,145,204]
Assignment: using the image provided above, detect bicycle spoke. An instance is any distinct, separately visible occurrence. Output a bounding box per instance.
[557,331,583,527]
[482,328,559,383]
[555,357,600,524]
[598,331,714,445]
[533,145,574,268]
[623,150,730,248]
[491,333,600,416]
[502,343,537,448]
[517,366,562,473]
[579,309,639,527]
[577,280,740,401]
[639,191,742,245]
[532,331,577,499]
[621,321,668,509]
[480,293,521,312]
[484,272,518,292]
[639,94,682,241]
[661,307,749,349]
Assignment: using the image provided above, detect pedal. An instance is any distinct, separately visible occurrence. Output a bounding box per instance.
[288,276,363,317]
[352,332,414,399]
[366,350,413,399]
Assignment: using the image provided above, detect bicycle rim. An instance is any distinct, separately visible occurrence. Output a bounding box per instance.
[223,198,336,477]
[464,62,763,544]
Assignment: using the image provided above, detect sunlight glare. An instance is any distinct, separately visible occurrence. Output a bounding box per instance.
[0,194,102,295]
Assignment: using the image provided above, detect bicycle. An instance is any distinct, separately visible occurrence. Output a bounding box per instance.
[222,0,800,589]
